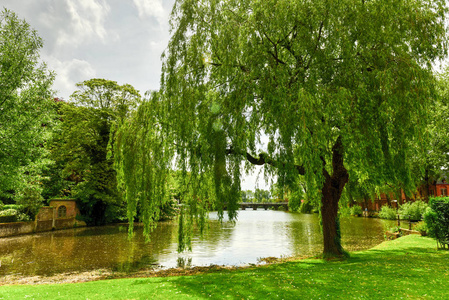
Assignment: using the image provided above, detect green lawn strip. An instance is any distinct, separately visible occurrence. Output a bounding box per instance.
[1,235,448,299]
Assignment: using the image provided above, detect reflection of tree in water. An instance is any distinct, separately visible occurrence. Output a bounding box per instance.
[0,223,179,276]
[177,257,192,268]
[0,230,80,276]
[193,217,236,247]
[0,219,236,277]
[283,213,323,257]
[285,214,394,256]
[340,217,396,252]
[0,214,394,277]
[112,255,158,273]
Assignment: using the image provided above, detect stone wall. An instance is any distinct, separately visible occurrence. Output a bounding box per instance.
[36,206,54,221]
[0,201,86,238]
[0,221,35,237]
[54,217,75,229]
[35,219,53,232]
[49,199,78,218]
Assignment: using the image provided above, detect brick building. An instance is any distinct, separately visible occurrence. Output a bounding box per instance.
[359,179,449,212]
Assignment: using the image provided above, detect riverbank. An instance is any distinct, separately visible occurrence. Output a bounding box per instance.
[1,235,448,299]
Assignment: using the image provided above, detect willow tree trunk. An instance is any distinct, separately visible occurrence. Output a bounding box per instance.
[320,137,349,258]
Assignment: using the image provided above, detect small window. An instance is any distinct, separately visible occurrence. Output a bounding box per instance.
[58,205,67,218]
[441,188,447,197]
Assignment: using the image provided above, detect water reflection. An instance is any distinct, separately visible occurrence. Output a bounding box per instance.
[0,211,395,277]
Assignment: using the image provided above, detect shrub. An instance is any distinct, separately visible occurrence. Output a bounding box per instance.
[2,204,24,211]
[0,208,31,223]
[424,197,449,249]
[350,205,363,216]
[413,221,427,235]
[339,206,351,217]
[398,200,428,221]
[378,206,397,220]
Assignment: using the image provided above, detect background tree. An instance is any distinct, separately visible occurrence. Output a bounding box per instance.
[254,189,271,203]
[0,9,55,209]
[119,0,447,257]
[417,68,449,200]
[240,190,254,202]
[47,79,140,225]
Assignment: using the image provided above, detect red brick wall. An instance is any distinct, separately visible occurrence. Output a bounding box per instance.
[436,184,449,197]
[36,206,54,221]
[49,200,78,218]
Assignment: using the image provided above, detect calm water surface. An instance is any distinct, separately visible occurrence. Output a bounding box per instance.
[0,210,395,277]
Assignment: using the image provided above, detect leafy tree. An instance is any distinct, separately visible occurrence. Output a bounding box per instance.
[0,9,55,206]
[254,189,270,203]
[240,190,254,202]
[48,79,140,225]
[120,0,447,257]
[417,68,449,200]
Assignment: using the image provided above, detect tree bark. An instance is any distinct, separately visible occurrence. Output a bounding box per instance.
[320,136,349,258]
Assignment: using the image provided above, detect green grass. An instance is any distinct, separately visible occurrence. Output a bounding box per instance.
[1,235,448,299]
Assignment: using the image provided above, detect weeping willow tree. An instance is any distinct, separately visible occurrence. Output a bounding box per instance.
[116,0,447,257]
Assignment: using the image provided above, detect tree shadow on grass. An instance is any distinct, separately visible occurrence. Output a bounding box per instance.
[165,237,449,299]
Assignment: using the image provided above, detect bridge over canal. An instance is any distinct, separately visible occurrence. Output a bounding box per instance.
[239,202,289,211]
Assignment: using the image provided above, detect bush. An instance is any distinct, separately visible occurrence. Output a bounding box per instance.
[0,208,31,223]
[2,204,24,211]
[350,205,363,216]
[413,221,427,235]
[339,206,351,217]
[378,206,397,220]
[398,200,428,221]
[424,197,449,249]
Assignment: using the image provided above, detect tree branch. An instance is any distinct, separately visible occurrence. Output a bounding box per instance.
[226,147,305,175]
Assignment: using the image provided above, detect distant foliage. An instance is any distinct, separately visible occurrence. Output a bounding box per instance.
[159,199,180,221]
[350,206,363,216]
[424,197,449,249]
[398,200,428,221]
[378,206,397,220]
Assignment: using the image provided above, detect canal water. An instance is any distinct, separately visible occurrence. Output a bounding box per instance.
[0,210,395,277]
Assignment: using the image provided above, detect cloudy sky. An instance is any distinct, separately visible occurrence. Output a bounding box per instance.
[3,0,270,191]
[3,0,175,99]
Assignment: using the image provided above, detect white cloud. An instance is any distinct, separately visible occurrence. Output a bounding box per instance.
[133,0,165,21]
[56,0,111,47]
[44,56,96,98]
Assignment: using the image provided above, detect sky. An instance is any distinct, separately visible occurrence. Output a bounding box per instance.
[2,0,270,191]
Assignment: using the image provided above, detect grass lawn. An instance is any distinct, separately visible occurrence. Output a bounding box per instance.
[1,235,448,299]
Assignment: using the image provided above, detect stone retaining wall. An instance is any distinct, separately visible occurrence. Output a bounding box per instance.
[0,221,35,237]
[0,200,85,238]
[0,216,85,238]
